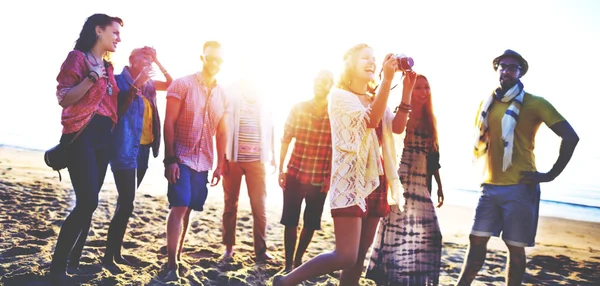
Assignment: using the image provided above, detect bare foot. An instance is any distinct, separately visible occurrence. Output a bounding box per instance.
[256,252,273,263]
[222,249,234,260]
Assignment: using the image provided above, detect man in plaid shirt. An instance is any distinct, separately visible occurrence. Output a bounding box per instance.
[278,70,334,272]
[162,41,228,281]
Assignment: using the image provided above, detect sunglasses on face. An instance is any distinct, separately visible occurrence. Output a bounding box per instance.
[497,63,522,72]
[204,55,223,65]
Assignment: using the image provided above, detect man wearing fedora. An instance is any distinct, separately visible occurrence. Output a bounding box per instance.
[456,49,579,286]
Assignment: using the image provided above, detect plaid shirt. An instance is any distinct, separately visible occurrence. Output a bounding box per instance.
[167,73,226,172]
[282,100,332,187]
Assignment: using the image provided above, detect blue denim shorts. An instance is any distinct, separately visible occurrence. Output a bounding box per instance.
[167,163,209,211]
[471,184,541,247]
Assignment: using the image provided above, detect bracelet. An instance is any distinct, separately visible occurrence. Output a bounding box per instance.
[89,70,100,79]
[87,71,99,83]
[394,105,411,113]
[163,156,179,166]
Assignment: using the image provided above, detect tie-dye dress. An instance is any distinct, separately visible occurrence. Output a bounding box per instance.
[366,126,442,286]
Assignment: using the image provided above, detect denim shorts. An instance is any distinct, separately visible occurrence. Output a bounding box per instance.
[167,163,209,211]
[471,184,541,247]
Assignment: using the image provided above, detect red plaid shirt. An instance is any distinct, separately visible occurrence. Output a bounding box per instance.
[167,73,226,172]
[282,100,332,187]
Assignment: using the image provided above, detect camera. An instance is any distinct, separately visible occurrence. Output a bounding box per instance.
[392,54,414,71]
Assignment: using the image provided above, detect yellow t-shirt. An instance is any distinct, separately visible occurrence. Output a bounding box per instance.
[481,93,565,185]
[140,96,154,145]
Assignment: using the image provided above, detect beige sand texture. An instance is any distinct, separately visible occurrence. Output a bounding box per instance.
[0,146,598,285]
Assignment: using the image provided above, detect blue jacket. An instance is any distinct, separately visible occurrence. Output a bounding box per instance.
[110,67,161,171]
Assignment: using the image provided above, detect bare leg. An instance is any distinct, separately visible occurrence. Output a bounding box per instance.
[166,207,188,270]
[339,217,380,285]
[506,244,526,286]
[284,226,298,271]
[456,235,490,285]
[177,208,193,262]
[274,217,362,286]
[293,227,316,268]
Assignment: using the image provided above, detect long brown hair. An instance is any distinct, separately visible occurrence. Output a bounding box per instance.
[413,75,439,151]
[74,13,123,61]
[337,44,378,96]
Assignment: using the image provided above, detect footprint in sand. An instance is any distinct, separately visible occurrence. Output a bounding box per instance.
[159,246,168,255]
[123,241,141,249]
[26,228,56,239]
[1,245,41,257]
[19,239,47,246]
[189,249,220,259]
[203,269,220,281]
[85,239,106,248]
[225,275,248,286]
[196,258,215,269]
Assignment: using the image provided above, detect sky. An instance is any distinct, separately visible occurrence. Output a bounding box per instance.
[0,0,599,200]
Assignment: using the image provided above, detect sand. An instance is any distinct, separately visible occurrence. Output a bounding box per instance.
[0,146,598,285]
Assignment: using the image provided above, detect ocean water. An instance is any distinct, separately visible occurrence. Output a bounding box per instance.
[2,134,599,224]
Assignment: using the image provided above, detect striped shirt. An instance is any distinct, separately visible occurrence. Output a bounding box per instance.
[282,99,332,186]
[166,72,226,172]
[237,97,261,162]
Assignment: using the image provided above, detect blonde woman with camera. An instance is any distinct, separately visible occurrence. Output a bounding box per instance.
[274,44,416,286]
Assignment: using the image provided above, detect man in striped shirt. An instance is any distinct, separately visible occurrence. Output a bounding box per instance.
[221,78,276,262]
[278,70,334,272]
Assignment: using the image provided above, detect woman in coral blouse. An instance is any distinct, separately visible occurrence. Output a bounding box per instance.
[49,13,126,281]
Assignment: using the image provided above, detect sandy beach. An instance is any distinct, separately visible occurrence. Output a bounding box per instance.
[0,146,598,286]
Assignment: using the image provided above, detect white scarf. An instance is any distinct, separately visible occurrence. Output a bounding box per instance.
[474,81,525,172]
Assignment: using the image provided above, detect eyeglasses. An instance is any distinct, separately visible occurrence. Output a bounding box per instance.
[497,63,521,72]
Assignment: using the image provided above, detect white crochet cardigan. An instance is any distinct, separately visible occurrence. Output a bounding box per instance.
[328,88,405,212]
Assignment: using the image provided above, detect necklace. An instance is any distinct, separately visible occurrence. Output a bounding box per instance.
[85,52,101,66]
[85,52,113,96]
[347,88,368,97]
